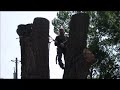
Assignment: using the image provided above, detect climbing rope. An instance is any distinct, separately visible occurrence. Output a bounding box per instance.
[49,35,55,43]
[48,35,55,50]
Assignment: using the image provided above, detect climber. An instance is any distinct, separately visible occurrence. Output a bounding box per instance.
[54,26,68,69]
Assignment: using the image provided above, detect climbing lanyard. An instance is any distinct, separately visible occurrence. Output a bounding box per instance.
[49,35,55,43]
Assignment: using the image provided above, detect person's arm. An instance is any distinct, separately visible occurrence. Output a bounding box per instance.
[54,37,59,46]
[62,36,69,47]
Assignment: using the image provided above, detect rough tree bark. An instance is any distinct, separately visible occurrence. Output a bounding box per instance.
[63,13,90,79]
[17,24,33,79]
[31,17,50,79]
[17,17,50,79]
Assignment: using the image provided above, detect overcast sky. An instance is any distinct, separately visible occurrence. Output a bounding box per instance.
[0,11,64,79]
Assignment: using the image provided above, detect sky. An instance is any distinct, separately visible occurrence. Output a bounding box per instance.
[0,11,64,79]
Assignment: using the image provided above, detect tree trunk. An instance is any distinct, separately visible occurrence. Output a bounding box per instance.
[17,18,50,79]
[63,13,90,79]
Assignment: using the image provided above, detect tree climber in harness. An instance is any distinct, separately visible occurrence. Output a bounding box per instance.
[54,27,68,69]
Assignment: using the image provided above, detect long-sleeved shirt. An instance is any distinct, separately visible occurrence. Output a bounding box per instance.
[54,34,68,49]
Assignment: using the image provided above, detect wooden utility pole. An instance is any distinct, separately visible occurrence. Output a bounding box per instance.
[11,57,20,79]
[16,58,18,79]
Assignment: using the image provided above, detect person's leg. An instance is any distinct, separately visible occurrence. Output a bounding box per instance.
[63,48,67,63]
[57,48,65,69]
[63,48,66,61]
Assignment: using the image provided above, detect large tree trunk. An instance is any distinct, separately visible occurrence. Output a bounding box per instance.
[31,18,50,79]
[63,13,90,79]
[17,17,50,79]
[17,24,33,79]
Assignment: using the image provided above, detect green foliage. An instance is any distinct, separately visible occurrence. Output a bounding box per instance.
[87,11,120,79]
[52,11,120,79]
[52,11,73,35]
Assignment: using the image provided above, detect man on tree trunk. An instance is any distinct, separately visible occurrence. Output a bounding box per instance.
[54,27,68,69]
